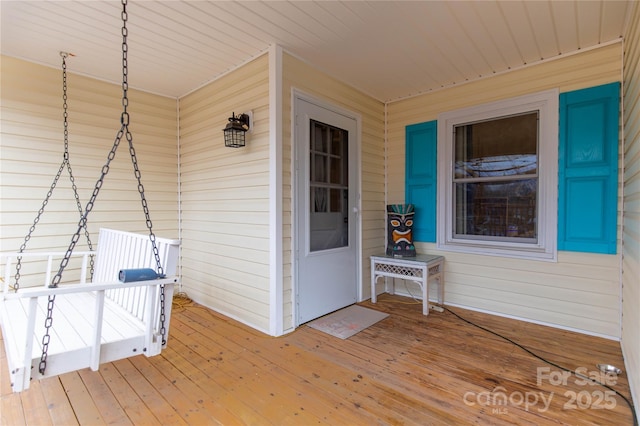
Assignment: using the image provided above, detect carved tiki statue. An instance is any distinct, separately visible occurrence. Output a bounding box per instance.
[386,204,416,257]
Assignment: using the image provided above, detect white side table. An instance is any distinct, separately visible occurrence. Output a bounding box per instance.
[370,253,445,315]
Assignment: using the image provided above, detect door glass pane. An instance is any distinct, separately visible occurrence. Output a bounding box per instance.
[330,155,342,184]
[311,154,327,183]
[309,120,349,252]
[313,125,328,153]
[330,188,344,213]
[313,187,327,212]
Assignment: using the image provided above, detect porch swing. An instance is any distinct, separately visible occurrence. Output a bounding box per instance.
[0,0,180,392]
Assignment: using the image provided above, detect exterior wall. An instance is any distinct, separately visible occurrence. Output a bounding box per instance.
[0,56,179,285]
[622,2,640,419]
[282,53,386,331]
[386,44,624,338]
[178,55,272,333]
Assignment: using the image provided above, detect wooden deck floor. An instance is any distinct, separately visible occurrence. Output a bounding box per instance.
[1,293,635,425]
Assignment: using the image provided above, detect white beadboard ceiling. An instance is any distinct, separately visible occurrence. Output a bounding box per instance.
[1,0,635,102]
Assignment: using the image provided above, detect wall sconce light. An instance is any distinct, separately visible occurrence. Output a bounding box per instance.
[223,112,251,148]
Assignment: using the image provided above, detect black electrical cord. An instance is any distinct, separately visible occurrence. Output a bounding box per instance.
[440,304,638,426]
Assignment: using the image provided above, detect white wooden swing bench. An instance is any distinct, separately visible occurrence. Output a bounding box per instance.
[0,228,180,392]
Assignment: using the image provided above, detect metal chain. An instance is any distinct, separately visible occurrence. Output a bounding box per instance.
[13,52,95,292]
[159,285,166,345]
[61,54,96,279]
[13,158,65,292]
[38,52,98,373]
[38,294,55,374]
[119,0,166,344]
[40,0,167,373]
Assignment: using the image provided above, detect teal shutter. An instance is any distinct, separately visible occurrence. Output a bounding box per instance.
[558,82,620,254]
[405,120,437,242]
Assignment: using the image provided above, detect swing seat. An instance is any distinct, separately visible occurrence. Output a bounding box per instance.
[0,228,180,392]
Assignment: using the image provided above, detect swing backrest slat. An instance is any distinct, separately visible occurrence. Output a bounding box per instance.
[93,228,180,324]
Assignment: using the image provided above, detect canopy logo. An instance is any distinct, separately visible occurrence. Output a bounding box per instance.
[462,366,619,415]
[463,386,553,414]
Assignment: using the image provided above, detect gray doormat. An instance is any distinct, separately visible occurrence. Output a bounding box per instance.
[307,305,389,339]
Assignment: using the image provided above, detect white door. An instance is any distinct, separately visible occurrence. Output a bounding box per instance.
[295,96,358,325]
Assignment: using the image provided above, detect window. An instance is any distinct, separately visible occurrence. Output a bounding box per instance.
[437,90,559,261]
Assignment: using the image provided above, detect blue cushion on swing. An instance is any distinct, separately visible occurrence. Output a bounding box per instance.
[118,268,165,283]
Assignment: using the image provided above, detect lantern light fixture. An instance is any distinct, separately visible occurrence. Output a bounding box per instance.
[223,111,251,148]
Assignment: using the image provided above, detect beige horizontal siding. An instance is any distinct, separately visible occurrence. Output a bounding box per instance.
[282,53,385,331]
[386,44,624,338]
[441,250,619,334]
[178,54,271,333]
[622,2,640,420]
[0,56,179,287]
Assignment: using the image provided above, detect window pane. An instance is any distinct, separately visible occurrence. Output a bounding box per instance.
[454,112,538,179]
[312,187,327,212]
[330,128,347,185]
[329,157,341,184]
[313,123,328,153]
[311,154,327,183]
[331,128,343,157]
[454,179,537,239]
[330,188,343,213]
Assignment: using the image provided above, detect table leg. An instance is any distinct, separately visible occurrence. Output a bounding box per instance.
[422,273,429,316]
[438,260,445,304]
[371,258,377,304]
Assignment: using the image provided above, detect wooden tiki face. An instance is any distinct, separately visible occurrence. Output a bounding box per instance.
[386,211,416,257]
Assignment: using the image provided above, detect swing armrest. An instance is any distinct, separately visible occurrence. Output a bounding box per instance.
[1,277,178,300]
[1,251,95,293]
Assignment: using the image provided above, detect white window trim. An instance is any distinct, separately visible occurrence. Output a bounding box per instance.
[436,89,559,262]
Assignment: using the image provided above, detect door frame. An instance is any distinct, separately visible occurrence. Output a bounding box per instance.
[291,89,362,327]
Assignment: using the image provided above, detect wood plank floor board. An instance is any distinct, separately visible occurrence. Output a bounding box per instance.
[168,310,198,337]
[182,306,523,426]
[444,306,625,366]
[178,308,417,425]
[112,358,190,426]
[360,296,634,425]
[128,345,235,425]
[364,318,537,392]
[368,297,628,383]
[167,323,370,426]
[0,293,634,425]
[169,318,319,424]
[159,343,263,425]
[250,341,429,426]
[97,362,160,425]
[77,368,133,425]
[19,380,52,426]
[0,392,25,426]
[38,376,79,425]
[186,298,636,423]
[167,324,243,391]
[436,306,634,420]
[172,312,390,425]
[291,327,515,425]
[167,325,323,425]
[57,372,105,425]
[353,313,517,373]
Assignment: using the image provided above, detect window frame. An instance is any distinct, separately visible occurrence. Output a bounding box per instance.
[436,89,559,261]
